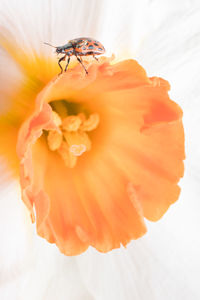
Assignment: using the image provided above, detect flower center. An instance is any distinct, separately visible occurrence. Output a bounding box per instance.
[47,105,99,168]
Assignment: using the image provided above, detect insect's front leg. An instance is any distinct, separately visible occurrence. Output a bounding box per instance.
[58,54,67,75]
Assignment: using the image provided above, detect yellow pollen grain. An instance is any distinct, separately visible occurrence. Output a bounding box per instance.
[62,115,82,132]
[80,113,100,132]
[58,141,77,168]
[47,130,63,151]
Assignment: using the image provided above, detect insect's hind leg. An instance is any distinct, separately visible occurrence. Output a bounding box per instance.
[93,55,98,62]
[76,55,88,75]
[64,56,70,72]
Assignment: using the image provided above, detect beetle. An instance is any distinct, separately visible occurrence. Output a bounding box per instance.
[44,37,105,75]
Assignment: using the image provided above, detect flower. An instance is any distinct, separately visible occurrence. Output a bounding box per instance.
[2,1,200,300]
[0,48,183,255]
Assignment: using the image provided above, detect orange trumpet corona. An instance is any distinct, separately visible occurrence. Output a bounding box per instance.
[1,56,185,255]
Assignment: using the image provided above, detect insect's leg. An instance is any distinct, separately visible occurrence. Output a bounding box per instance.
[75,55,88,75]
[93,55,98,62]
[58,54,66,75]
[64,56,70,72]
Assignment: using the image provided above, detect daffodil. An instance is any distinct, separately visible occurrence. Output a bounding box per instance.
[0,33,184,256]
[14,54,184,255]
[0,0,199,299]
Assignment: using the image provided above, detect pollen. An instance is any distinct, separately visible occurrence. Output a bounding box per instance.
[62,115,82,132]
[47,130,63,151]
[52,111,62,127]
[80,113,99,131]
[47,109,99,167]
[63,131,91,152]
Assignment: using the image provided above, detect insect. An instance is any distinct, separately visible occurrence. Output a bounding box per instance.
[44,37,105,75]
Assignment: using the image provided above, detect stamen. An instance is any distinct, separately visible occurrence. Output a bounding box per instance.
[62,115,82,132]
[77,113,86,123]
[80,113,100,131]
[63,131,91,152]
[47,130,63,151]
[47,108,99,168]
[58,141,77,168]
[52,111,62,127]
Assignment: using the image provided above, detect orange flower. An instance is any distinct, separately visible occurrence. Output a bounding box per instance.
[11,56,184,256]
[0,43,184,255]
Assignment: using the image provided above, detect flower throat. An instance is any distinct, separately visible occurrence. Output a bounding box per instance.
[47,100,99,168]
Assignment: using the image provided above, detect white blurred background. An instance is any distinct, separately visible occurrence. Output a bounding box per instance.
[0,0,200,299]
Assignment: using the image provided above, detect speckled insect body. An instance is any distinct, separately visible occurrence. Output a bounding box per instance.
[44,37,105,75]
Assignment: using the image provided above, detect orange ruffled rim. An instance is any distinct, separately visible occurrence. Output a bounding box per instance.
[17,57,185,255]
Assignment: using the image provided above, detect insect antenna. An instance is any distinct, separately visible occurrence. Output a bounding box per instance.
[44,42,57,48]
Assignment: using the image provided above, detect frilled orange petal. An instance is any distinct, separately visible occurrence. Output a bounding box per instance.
[102,83,184,221]
[17,58,185,255]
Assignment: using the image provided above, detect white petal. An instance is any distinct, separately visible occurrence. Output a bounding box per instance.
[0,0,200,299]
